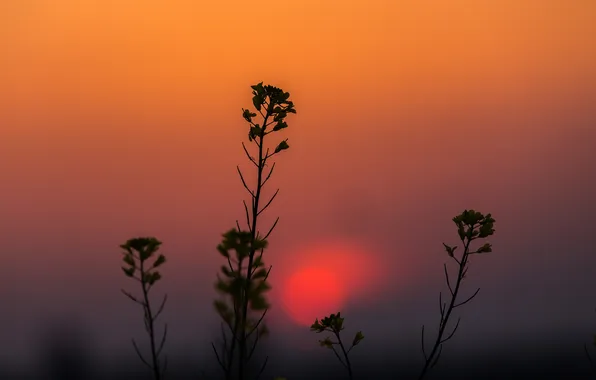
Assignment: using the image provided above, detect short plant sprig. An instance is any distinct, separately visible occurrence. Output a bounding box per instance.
[212,229,271,380]
[311,312,364,380]
[211,82,296,380]
[120,237,168,380]
[418,210,496,380]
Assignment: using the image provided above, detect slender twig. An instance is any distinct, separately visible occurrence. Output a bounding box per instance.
[237,166,256,199]
[247,308,269,338]
[453,288,480,308]
[418,211,496,380]
[419,240,472,380]
[262,217,279,241]
[335,332,354,379]
[443,264,454,296]
[257,189,279,216]
[255,356,269,380]
[120,238,168,380]
[242,142,258,167]
[261,162,276,188]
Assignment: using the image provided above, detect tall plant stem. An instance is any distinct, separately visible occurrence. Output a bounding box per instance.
[418,240,471,380]
[238,111,269,380]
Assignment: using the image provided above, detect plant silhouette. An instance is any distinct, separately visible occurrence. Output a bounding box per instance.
[120,237,169,380]
[106,85,508,380]
[418,210,496,380]
[211,82,296,380]
[310,312,364,380]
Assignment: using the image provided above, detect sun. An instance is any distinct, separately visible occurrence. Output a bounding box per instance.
[274,239,391,328]
[281,266,345,327]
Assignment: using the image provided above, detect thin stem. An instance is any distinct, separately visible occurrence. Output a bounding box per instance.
[335,330,354,380]
[139,259,162,380]
[239,107,271,380]
[418,239,472,380]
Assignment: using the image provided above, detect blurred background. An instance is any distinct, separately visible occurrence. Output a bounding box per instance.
[1,0,595,378]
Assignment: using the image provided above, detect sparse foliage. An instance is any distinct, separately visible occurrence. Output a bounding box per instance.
[311,312,364,380]
[120,237,169,380]
[211,82,296,380]
[418,210,496,380]
[107,83,507,380]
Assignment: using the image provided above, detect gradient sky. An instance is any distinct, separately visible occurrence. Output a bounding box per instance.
[1,0,596,378]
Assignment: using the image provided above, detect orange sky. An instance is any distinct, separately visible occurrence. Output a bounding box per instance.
[1,0,596,368]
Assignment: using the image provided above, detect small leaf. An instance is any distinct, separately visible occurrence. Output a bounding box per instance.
[215,277,229,293]
[121,267,135,277]
[310,319,323,332]
[213,299,233,324]
[252,268,268,279]
[442,243,455,257]
[273,121,288,131]
[333,315,344,332]
[153,254,166,268]
[250,125,262,139]
[149,271,161,285]
[251,82,265,95]
[253,95,263,111]
[352,331,364,346]
[319,337,334,349]
[274,140,289,154]
[250,294,269,310]
[242,108,256,122]
[217,244,230,258]
[259,323,270,337]
[478,222,495,238]
[253,256,264,267]
[252,237,268,251]
[458,226,466,241]
[122,253,135,267]
[476,242,492,254]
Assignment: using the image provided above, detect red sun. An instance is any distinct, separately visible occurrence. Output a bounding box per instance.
[281,267,346,326]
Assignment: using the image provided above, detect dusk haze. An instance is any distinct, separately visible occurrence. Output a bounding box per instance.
[1,1,595,379]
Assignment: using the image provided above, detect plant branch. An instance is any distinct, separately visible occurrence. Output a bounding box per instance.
[257,189,279,216]
[237,166,256,199]
[418,210,496,380]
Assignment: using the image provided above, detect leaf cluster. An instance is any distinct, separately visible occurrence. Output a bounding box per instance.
[311,313,364,350]
[311,312,363,379]
[119,237,169,380]
[214,229,272,324]
[212,229,272,378]
[242,82,296,155]
[121,237,166,285]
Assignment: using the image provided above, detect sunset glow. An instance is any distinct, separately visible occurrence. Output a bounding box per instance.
[1,1,595,375]
[282,267,345,327]
[276,240,389,326]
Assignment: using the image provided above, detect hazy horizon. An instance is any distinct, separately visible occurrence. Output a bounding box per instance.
[2,0,596,379]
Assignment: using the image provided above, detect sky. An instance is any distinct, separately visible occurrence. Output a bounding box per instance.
[1,0,596,379]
